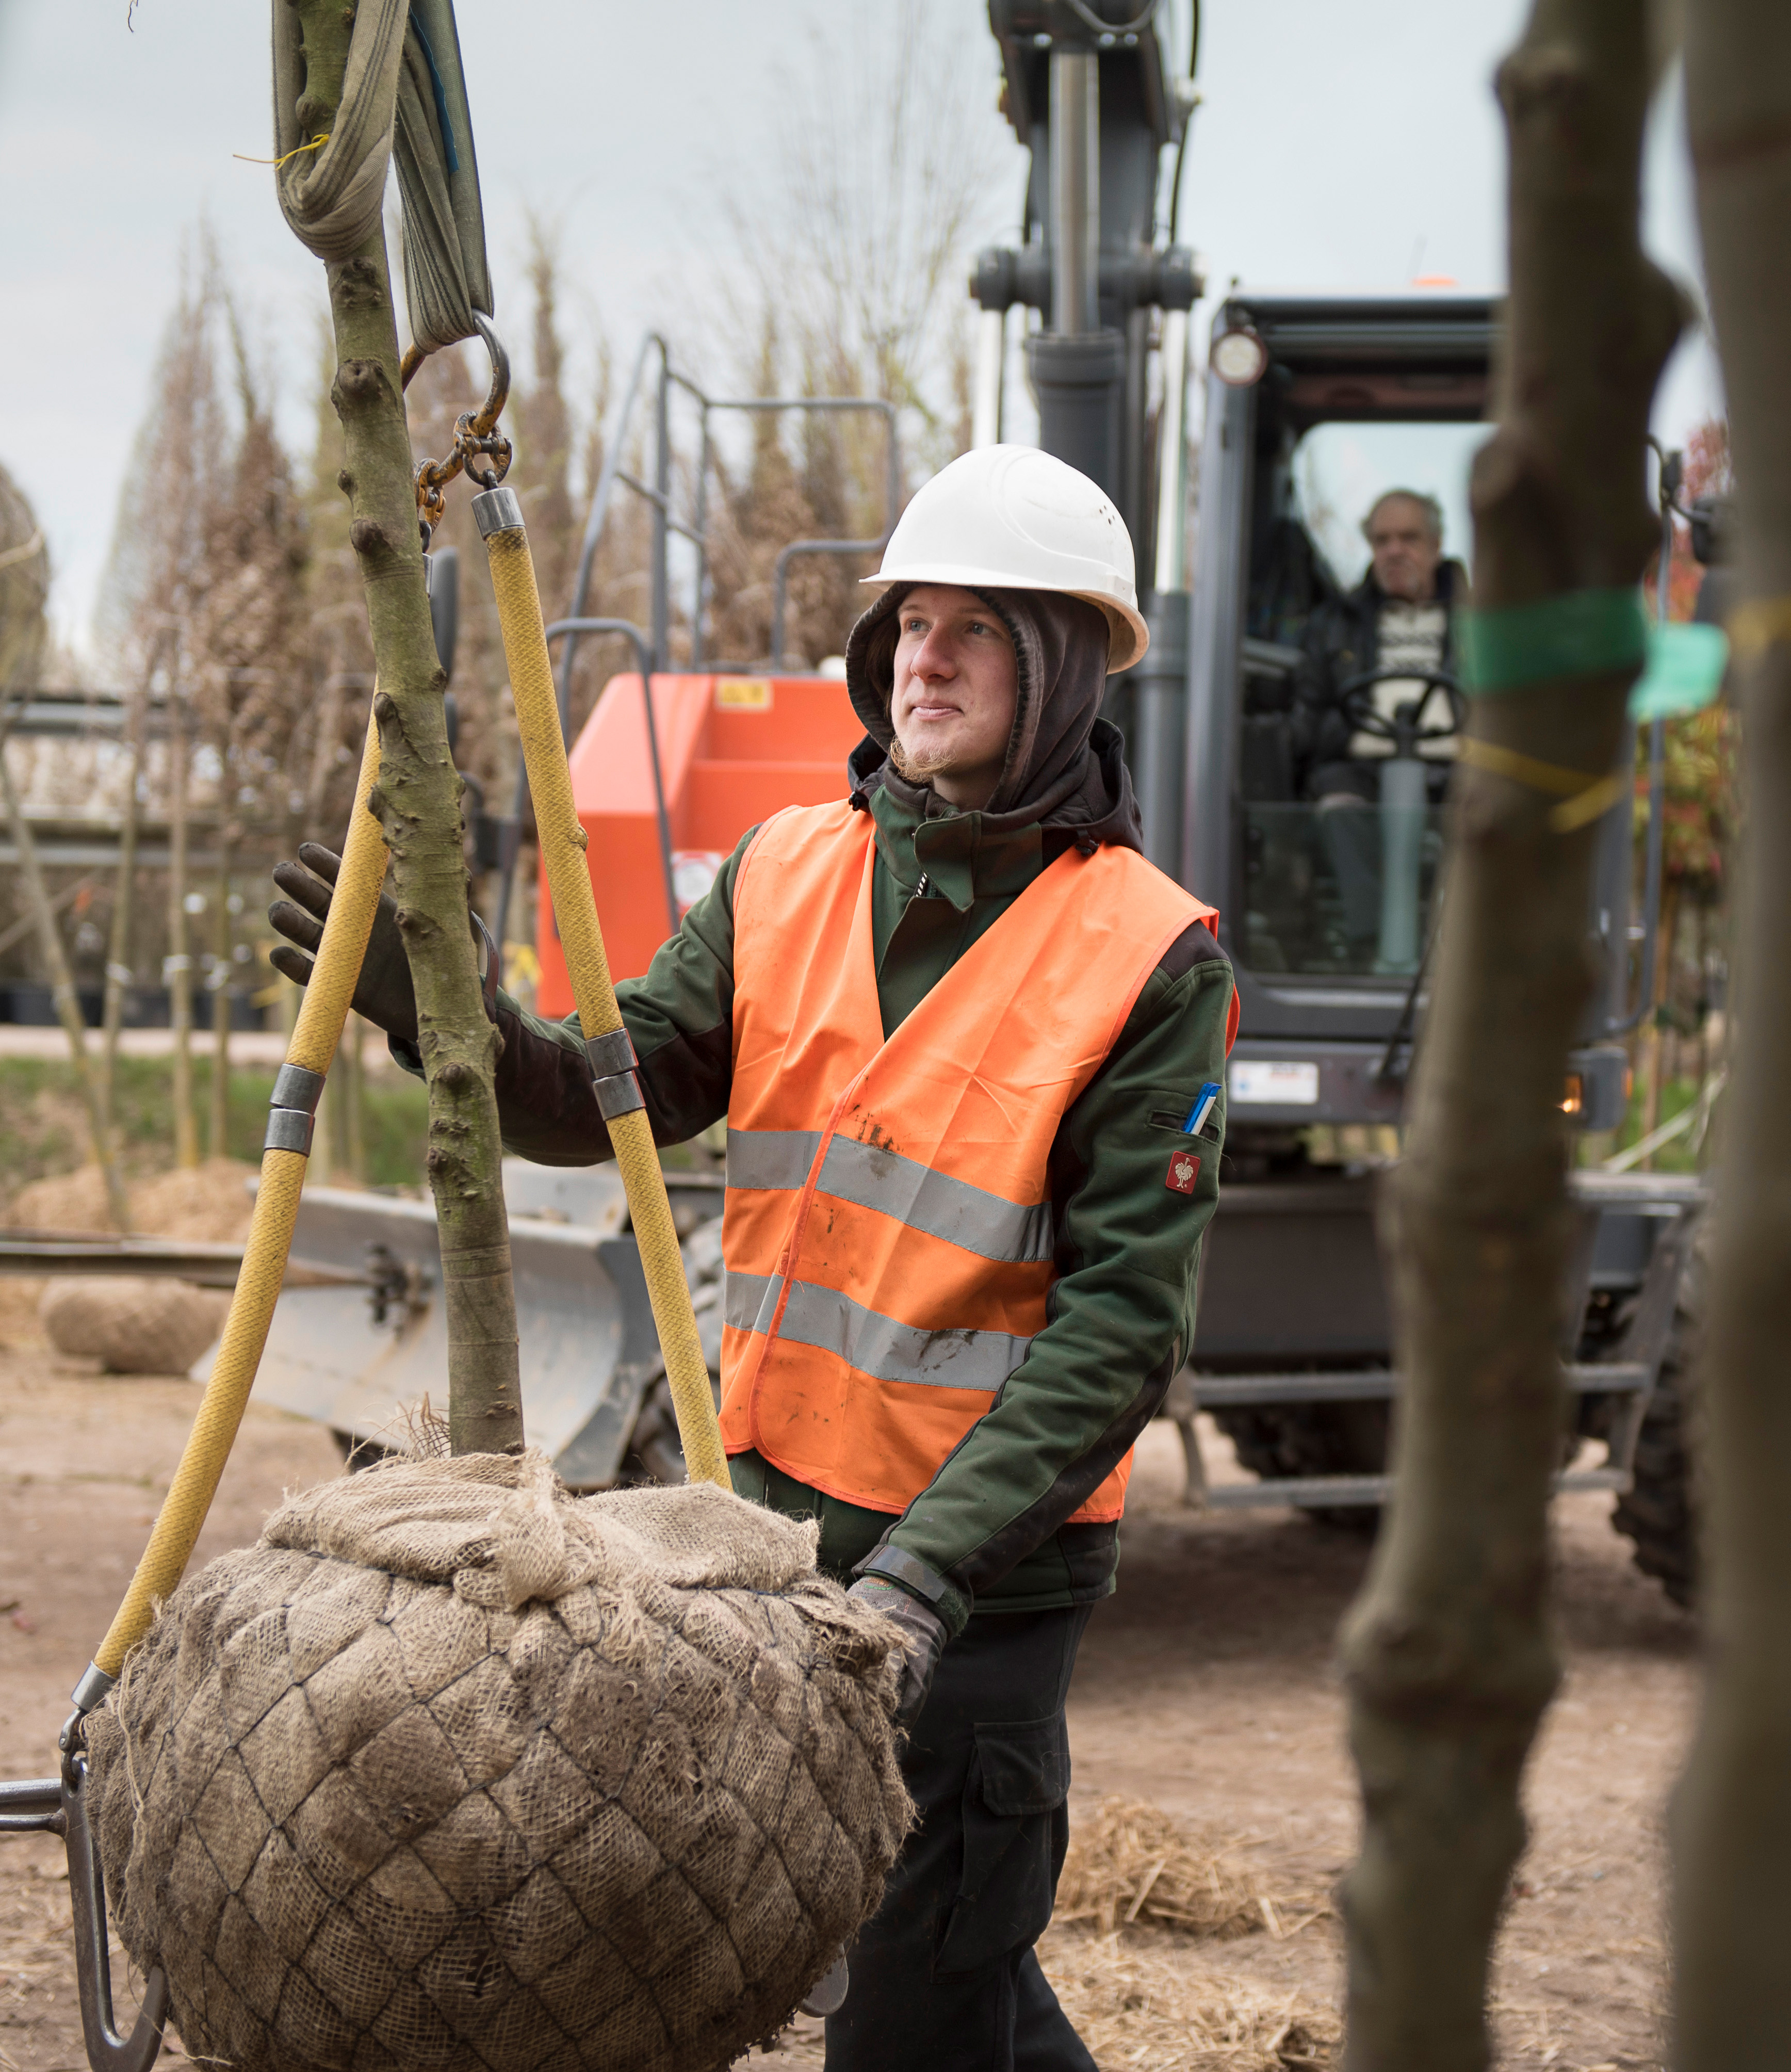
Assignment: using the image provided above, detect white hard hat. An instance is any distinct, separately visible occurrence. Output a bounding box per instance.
[861,444,1150,673]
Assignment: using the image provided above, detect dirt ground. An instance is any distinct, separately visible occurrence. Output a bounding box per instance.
[0,1339,1696,2071]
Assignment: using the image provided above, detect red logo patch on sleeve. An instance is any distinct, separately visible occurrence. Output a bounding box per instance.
[1166,1150,1201,1195]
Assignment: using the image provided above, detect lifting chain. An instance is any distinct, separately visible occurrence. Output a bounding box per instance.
[404,313,513,535]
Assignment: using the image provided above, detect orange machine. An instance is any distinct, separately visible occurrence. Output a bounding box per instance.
[535,671,864,1014]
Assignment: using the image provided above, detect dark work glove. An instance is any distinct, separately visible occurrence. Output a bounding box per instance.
[846,1578,947,1729]
[268,843,418,1044]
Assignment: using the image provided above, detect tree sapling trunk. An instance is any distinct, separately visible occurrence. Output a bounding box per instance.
[285,0,522,1453]
[1672,2,1791,2058]
[1337,4,1683,2066]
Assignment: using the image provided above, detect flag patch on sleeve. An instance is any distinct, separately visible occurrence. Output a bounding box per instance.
[1165,1149,1201,1195]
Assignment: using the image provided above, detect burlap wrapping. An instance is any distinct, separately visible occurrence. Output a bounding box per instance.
[40,1277,227,1375]
[88,1453,913,2072]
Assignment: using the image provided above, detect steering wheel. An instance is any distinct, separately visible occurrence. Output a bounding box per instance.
[1338,667,1463,759]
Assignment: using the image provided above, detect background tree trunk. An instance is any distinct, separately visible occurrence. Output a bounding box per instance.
[1672,5,1791,2059]
[0,721,132,1231]
[166,693,199,1170]
[1637,878,1681,1166]
[287,0,522,1454]
[209,835,233,1160]
[344,1013,367,1183]
[1337,5,1683,2067]
[98,681,146,1145]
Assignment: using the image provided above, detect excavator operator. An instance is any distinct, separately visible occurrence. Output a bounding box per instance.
[1292,486,1467,794]
[269,444,1238,2071]
[1291,488,1468,960]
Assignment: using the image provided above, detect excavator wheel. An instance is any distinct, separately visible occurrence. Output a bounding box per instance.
[1610,1366,1697,1609]
[1212,1400,1390,1533]
[1601,1209,1705,1612]
[1609,1313,1701,1611]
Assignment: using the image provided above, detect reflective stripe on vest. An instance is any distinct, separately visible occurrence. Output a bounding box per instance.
[725,1128,1055,1264]
[724,1270,1033,1392]
[719,799,1220,1523]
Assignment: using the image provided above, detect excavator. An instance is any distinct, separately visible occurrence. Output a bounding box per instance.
[259,0,1705,1605]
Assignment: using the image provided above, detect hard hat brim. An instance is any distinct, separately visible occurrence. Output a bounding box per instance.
[859,568,1150,674]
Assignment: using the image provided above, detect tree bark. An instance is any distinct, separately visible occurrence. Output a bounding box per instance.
[1337,6,1682,2067]
[288,0,522,1453]
[1672,5,1791,2060]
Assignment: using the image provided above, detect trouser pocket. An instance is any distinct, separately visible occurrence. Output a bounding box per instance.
[934,1714,1070,1974]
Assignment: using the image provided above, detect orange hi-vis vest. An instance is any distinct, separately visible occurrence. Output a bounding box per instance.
[719,798,1222,1525]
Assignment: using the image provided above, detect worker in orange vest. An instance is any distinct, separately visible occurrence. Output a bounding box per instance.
[270,445,1238,2071]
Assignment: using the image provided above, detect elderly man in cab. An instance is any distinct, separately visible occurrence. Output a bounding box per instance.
[1291,488,1467,959]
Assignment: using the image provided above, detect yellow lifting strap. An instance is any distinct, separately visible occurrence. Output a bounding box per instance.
[76,472,729,1703]
[84,709,389,1692]
[474,485,731,1492]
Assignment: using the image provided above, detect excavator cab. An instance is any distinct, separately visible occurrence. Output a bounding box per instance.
[1161,293,1704,1581]
[1184,294,1634,1132]
[1213,301,1479,986]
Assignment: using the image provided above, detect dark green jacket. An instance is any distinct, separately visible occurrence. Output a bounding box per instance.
[481,754,1232,1632]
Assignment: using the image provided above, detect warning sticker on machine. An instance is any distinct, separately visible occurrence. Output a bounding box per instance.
[672,850,727,916]
[715,677,773,709]
[1229,1059,1321,1106]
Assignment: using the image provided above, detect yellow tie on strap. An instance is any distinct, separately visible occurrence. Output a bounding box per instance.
[473,486,730,1491]
[88,707,388,1687]
[1725,593,1791,662]
[233,131,331,168]
[1455,735,1630,835]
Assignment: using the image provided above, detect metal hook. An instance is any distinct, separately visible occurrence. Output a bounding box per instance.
[470,906,503,1013]
[411,315,514,524]
[466,315,510,439]
[0,1721,169,2072]
[61,1744,169,2072]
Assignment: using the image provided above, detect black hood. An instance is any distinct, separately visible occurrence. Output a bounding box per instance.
[842,582,1144,853]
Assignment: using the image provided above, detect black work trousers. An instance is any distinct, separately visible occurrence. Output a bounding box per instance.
[825,1604,1097,2072]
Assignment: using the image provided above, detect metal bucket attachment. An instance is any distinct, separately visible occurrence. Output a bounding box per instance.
[197,1161,695,1487]
[498,1160,630,1233]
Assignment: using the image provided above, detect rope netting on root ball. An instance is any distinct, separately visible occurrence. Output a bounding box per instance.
[86,1453,914,2072]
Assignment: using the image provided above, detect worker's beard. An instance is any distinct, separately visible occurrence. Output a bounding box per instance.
[888,732,950,786]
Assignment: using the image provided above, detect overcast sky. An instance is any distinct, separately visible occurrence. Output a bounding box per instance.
[0,0,1718,666]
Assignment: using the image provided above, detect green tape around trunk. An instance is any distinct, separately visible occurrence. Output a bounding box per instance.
[1457,587,1649,695]
[1630,621,1729,720]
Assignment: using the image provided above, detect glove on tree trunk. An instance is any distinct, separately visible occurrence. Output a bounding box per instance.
[1672,5,1791,2060]
[287,1,522,1455]
[1337,4,1683,2066]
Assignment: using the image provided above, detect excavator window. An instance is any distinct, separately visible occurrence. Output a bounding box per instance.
[1237,416,1487,980]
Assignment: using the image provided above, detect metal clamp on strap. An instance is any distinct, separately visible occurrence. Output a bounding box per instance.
[271,1063,325,1113]
[69,1662,116,1717]
[472,486,524,539]
[586,1026,645,1122]
[265,1109,316,1154]
[265,1061,327,1155]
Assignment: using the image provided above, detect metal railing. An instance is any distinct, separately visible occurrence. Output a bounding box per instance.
[494,333,901,950]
